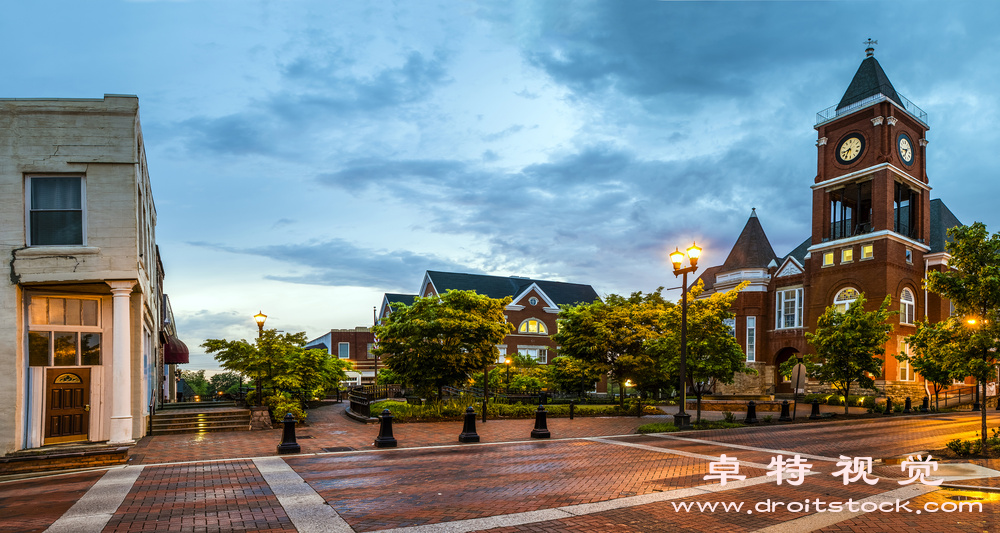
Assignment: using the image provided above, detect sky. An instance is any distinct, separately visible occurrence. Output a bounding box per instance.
[4,1,1000,372]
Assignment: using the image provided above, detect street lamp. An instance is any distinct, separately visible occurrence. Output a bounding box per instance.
[254,311,267,406]
[670,242,701,430]
[966,317,984,411]
[505,357,512,394]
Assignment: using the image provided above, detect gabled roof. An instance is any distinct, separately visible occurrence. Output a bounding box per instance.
[837,55,901,111]
[424,271,600,307]
[720,210,780,271]
[929,199,963,254]
[384,293,418,305]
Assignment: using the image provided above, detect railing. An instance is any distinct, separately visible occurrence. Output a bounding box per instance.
[349,384,403,418]
[816,93,928,127]
[934,385,979,409]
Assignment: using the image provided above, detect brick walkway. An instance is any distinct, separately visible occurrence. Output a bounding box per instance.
[3,405,999,532]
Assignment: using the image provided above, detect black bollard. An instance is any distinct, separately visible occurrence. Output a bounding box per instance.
[637,398,642,418]
[922,396,930,413]
[569,400,575,420]
[904,397,912,414]
[884,396,893,415]
[458,406,480,443]
[374,409,398,448]
[996,397,1000,411]
[745,401,759,424]
[809,399,821,420]
[277,413,301,454]
[779,400,792,422]
[530,404,551,438]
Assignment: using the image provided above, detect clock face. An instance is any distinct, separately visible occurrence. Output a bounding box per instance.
[836,134,865,164]
[897,133,914,166]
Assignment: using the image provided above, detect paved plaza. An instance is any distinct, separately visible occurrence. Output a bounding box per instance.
[2,404,999,532]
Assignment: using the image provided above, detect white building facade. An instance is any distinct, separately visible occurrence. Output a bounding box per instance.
[0,95,163,453]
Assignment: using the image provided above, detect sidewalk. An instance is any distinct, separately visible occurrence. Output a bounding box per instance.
[3,406,998,533]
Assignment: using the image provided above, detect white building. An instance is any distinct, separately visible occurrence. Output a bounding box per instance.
[0,95,168,453]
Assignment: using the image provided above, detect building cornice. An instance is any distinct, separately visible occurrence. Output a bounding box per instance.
[806,229,931,254]
[812,162,931,193]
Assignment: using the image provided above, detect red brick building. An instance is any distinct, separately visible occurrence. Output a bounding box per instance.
[379,270,600,365]
[698,47,963,398]
[304,328,376,386]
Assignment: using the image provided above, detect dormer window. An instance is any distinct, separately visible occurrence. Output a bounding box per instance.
[518,318,548,335]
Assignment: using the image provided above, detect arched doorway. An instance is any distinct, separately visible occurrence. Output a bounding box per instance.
[774,347,800,394]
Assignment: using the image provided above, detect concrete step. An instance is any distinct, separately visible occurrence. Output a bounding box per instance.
[150,408,252,435]
[159,401,238,410]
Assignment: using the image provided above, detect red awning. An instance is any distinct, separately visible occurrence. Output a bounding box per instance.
[163,334,189,364]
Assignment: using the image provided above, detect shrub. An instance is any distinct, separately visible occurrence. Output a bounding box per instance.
[946,438,974,457]
[722,410,736,423]
[762,415,774,423]
[268,394,306,423]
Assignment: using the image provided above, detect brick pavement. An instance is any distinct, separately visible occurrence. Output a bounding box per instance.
[0,470,105,533]
[103,460,294,533]
[6,406,1000,532]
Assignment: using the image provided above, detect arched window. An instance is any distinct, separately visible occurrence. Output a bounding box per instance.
[900,289,915,325]
[833,287,859,313]
[518,318,548,335]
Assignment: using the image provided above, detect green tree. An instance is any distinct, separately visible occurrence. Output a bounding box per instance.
[901,320,958,411]
[372,290,513,398]
[547,356,604,397]
[553,289,671,407]
[203,329,352,414]
[804,293,894,415]
[180,369,209,396]
[653,281,754,422]
[209,371,242,398]
[925,222,1000,450]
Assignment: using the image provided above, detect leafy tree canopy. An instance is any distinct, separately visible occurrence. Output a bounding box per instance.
[372,290,512,397]
[552,289,672,405]
[804,293,894,414]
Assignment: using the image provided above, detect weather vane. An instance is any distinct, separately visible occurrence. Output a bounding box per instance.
[864,38,877,57]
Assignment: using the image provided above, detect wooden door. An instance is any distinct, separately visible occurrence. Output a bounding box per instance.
[44,368,91,445]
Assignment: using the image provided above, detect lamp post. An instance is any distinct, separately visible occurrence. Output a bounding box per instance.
[967,317,983,411]
[670,243,701,430]
[254,311,267,407]
[505,357,512,394]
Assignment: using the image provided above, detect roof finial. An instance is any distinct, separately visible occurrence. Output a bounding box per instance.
[864,38,877,58]
[751,207,757,217]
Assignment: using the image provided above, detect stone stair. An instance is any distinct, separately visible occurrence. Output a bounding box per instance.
[150,406,251,435]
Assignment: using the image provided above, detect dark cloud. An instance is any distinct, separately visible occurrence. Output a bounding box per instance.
[174,49,451,156]
[188,238,480,292]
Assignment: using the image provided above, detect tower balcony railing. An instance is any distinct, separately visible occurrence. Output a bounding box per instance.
[816,93,928,127]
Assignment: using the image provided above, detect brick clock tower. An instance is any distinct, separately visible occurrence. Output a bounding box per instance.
[806,42,934,387]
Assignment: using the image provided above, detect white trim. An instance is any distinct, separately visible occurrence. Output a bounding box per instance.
[806,229,930,254]
[774,257,803,278]
[510,282,560,311]
[810,162,931,192]
[924,252,950,267]
[504,304,525,311]
[419,271,439,298]
[745,316,756,362]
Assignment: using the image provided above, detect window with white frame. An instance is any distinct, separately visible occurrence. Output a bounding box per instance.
[518,318,548,335]
[776,288,804,329]
[367,343,375,359]
[898,338,915,381]
[723,318,736,337]
[900,288,916,325]
[27,296,101,366]
[338,342,350,359]
[28,177,85,246]
[497,345,507,363]
[834,287,860,313]
[519,347,548,364]
[746,317,756,362]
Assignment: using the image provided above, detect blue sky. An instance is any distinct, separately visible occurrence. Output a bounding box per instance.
[4,1,1000,371]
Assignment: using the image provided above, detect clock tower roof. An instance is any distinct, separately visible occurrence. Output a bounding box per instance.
[836,55,901,112]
